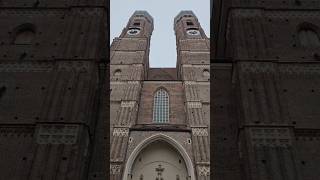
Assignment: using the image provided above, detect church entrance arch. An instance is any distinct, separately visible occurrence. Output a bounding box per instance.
[123,134,195,180]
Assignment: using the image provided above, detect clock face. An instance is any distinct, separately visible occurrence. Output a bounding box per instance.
[127,28,141,35]
[186,29,200,36]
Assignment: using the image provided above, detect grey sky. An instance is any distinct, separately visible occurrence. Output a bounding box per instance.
[111,0,210,67]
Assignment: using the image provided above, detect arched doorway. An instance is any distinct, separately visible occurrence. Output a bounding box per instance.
[131,140,188,180]
[123,134,195,180]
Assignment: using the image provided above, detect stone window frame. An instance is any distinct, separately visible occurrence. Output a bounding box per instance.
[186,21,194,26]
[153,87,170,123]
[114,69,122,76]
[12,23,36,45]
[203,69,210,77]
[297,22,320,49]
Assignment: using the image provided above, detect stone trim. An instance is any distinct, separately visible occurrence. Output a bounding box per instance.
[198,165,210,176]
[187,101,202,108]
[182,64,210,68]
[192,128,208,136]
[121,101,136,108]
[250,127,292,147]
[111,81,140,85]
[36,124,79,145]
[184,81,196,85]
[110,164,121,174]
[112,128,129,137]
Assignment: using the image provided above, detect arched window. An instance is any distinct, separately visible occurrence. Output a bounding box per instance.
[114,69,121,76]
[13,24,36,45]
[186,21,194,26]
[203,69,210,77]
[153,88,169,123]
[298,24,320,48]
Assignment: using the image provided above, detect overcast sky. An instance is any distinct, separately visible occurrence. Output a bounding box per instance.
[110,0,210,67]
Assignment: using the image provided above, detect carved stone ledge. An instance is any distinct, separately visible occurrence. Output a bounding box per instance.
[110,164,121,174]
[187,101,202,108]
[112,128,129,137]
[250,127,292,147]
[36,124,79,145]
[192,128,208,136]
[184,81,196,85]
[121,101,136,108]
[198,165,210,176]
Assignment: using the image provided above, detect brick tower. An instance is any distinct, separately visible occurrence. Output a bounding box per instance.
[0,1,108,179]
[110,11,210,180]
[174,11,211,179]
[213,0,320,179]
[110,10,153,179]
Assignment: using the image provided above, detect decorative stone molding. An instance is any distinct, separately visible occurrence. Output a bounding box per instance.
[110,164,121,174]
[184,81,196,85]
[128,81,140,84]
[0,126,34,137]
[36,124,79,145]
[121,101,136,108]
[192,128,208,136]
[187,101,202,108]
[239,62,276,74]
[113,128,129,137]
[0,9,65,16]
[0,61,54,72]
[132,64,144,67]
[280,64,320,76]
[250,127,292,147]
[58,61,91,72]
[239,62,320,76]
[111,81,140,85]
[182,64,210,68]
[110,81,126,85]
[198,165,210,176]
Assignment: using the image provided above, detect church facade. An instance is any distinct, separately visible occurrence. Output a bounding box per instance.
[110,11,210,180]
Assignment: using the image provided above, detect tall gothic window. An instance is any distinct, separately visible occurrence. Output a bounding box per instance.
[153,88,169,123]
[298,26,320,48]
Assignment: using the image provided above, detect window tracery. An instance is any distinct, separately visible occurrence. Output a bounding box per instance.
[153,88,169,123]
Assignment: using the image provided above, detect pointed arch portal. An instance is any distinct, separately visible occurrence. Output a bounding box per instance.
[123,134,195,180]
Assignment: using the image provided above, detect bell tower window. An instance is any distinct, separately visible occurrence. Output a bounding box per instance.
[133,22,141,26]
[186,21,194,26]
[153,88,169,123]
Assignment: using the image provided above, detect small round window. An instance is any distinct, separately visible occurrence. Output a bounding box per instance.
[186,28,200,36]
[127,28,141,35]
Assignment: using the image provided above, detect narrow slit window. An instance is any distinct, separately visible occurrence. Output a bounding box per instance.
[186,21,194,26]
[133,22,141,26]
[153,89,169,123]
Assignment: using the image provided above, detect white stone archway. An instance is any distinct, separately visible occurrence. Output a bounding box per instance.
[123,133,195,180]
